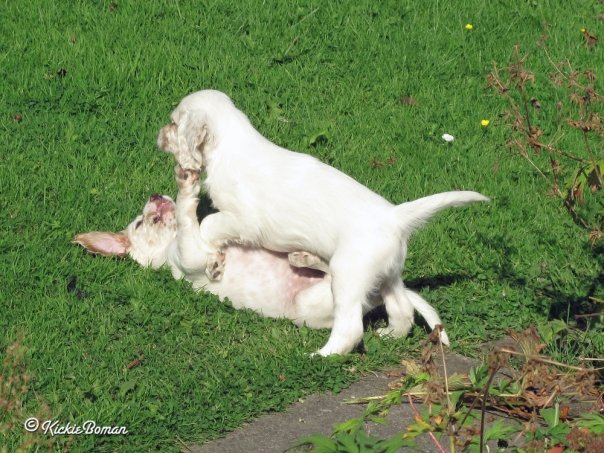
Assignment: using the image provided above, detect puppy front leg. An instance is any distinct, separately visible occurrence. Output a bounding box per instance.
[174,166,221,281]
[175,166,201,231]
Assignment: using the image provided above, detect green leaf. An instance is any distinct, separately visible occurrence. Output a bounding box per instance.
[335,432,361,452]
[367,415,386,425]
[468,363,489,388]
[334,417,362,434]
[376,435,417,453]
[449,390,465,409]
[292,434,337,452]
[537,319,567,345]
[540,407,558,428]
[483,419,520,442]
[547,423,571,444]
[118,379,137,399]
[576,413,604,434]
[507,380,522,395]
[493,377,511,395]
[354,430,380,451]
[364,401,381,416]
[457,409,478,427]
[468,420,520,453]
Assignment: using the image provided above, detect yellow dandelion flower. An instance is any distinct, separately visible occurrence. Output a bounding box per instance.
[481,119,490,127]
[465,23,474,30]
[580,27,586,33]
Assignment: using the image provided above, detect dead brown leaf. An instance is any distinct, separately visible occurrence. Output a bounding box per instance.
[126,358,143,369]
[582,29,598,48]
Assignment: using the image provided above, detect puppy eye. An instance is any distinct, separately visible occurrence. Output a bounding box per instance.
[135,220,143,229]
[152,216,161,224]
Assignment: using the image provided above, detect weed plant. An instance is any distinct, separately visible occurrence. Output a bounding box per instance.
[294,328,604,453]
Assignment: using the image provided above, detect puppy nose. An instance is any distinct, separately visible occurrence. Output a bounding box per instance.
[149,193,162,202]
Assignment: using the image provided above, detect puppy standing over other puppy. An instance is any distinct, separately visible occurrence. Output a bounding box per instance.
[157,90,489,356]
[74,166,449,337]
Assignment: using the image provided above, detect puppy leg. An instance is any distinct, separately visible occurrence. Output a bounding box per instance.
[205,250,226,281]
[316,253,377,356]
[292,279,334,329]
[288,253,333,328]
[175,165,200,224]
[376,276,415,339]
[173,166,216,280]
[402,289,450,346]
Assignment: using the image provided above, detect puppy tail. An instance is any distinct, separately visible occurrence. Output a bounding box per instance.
[405,289,450,346]
[395,191,489,236]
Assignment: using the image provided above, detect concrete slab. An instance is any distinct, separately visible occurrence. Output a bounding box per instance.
[188,352,480,453]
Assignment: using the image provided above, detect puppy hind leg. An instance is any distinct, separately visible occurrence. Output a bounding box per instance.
[199,212,242,248]
[197,212,242,279]
[377,277,415,339]
[316,258,375,356]
[404,289,450,346]
[205,250,226,281]
[288,251,330,274]
[292,280,334,329]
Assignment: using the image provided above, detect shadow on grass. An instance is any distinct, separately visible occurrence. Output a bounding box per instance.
[477,232,603,330]
[546,243,603,330]
[406,273,473,291]
[545,276,603,325]
[362,272,475,339]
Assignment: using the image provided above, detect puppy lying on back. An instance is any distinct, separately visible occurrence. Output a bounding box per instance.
[74,166,449,340]
[157,89,488,355]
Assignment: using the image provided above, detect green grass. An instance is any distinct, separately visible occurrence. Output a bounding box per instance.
[1,0,602,451]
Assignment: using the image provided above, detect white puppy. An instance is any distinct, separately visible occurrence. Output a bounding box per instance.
[157,90,488,355]
[73,167,449,340]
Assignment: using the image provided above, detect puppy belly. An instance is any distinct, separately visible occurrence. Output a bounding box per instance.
[213,246,326,320]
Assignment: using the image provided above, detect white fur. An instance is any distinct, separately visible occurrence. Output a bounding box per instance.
[156,89,488,355]
[73,167,450,341]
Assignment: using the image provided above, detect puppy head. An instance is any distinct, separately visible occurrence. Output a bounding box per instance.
[157,111,208,170]
[157,90,239,170]
[74,194,177,268]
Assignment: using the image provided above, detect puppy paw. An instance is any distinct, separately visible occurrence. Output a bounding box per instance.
[175,165,200,194]
[205,250,225,281]
[376,326,403,338]
[288,251,329,273]
[315,346,345,357]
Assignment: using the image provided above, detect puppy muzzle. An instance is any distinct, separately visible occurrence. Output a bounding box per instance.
[157,124,176,153]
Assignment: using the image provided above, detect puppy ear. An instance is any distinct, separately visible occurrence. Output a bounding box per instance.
[185,119,208,156]
[177,111,209,169]
[73,232,130,257]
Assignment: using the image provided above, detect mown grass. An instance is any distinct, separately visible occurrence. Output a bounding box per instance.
[1,0,602,451]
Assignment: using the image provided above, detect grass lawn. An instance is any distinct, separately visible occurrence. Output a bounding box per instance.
[1,0,602,451]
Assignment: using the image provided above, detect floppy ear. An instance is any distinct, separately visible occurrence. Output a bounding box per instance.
[176,111,209,170]
[185,118,208,157]
[73,232,130,257]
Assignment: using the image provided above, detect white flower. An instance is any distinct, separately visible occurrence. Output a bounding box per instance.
[441,133,455,142]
